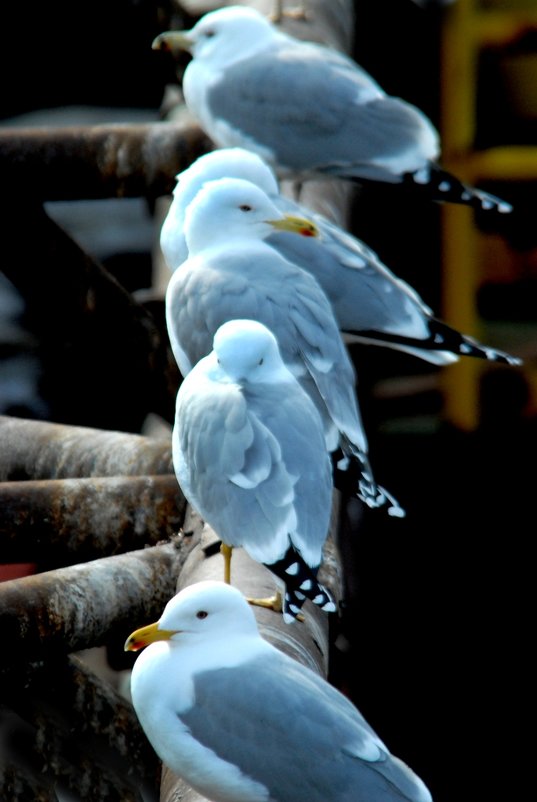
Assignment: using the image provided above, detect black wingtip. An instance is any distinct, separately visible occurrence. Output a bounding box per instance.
[426,318,522,365]
[267,547,337,622]
[404,163,513,214]
[342,319,522,367]
[333,448,406,518]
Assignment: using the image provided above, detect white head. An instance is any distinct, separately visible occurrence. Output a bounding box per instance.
[183,176,317,254]
[125,581,260,653]
[162,149,281,270]
[212,319,291,385]
[175,148,279,210]
[175,6,277,65]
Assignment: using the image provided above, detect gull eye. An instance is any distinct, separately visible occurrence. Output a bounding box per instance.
[239,204,252,212]
[258,358,264,365]
[203,29,216,38]
[196,610,208,619]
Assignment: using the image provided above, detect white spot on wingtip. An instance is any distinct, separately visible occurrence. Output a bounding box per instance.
[388,505,406,518]
[322,601,337,612]
[412,167,430,184]
[438,181,451,192]
[299,579,313,591]
[285,562,299,576]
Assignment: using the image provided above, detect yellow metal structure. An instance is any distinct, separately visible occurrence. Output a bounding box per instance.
[439,0,537,429]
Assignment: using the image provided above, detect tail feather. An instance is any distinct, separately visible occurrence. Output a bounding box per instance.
[267,546,337,623]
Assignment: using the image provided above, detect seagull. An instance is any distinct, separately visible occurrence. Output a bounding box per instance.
[152,5,512,215]
[165,175,405,517]
[160,147,521,368]
[172,319,336,621]
[125,580,434,802]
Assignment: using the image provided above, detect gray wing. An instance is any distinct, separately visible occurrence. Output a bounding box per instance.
[174,368,300,564]
[204,40,439,180]
[168,250,368,454]
[267,215,431,336]
[269,197,459,366]
[247,382,333,565]
[180,652,433,802]
[166,259,269,374]
[285,272,368,453]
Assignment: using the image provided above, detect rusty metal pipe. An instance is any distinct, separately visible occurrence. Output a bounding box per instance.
[0,654,160,794]
[0,417,175,481]
[0,762,59,802]
[0,475,185,566]
[0,121,213,201]
[0,537,196,668]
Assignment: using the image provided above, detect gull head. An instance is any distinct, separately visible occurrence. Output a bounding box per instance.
[212,319,290,385]
[175,148,279,208]
[124,581,259,652]
[153,6,277,64]
[183,176,318,254]
[162,149,281,270]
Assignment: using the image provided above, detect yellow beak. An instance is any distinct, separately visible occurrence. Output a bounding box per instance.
[124,621,178,652]
[266,215,319,238]
[152,30,194,56]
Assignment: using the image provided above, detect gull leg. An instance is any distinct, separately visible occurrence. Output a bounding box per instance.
[246,591,283,613]
[220,542,233,584]
[246,592,305,623]
[220,543,304,620]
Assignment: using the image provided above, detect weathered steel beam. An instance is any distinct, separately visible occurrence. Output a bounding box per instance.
[0,475,185,567]
[0,761,59,802]
[2,201,180,430]
[0,537,196,668]
[0,417,174,481]
[0,121,213,201]
[0,654,160,795]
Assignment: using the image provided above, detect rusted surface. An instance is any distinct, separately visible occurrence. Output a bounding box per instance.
[0,417,174,481]
[0,762,59,802]
[0,121,213,201]
[2,203,180,430]
[0,538,197,667]
[0,654,160,794]
[0,475,185,567]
